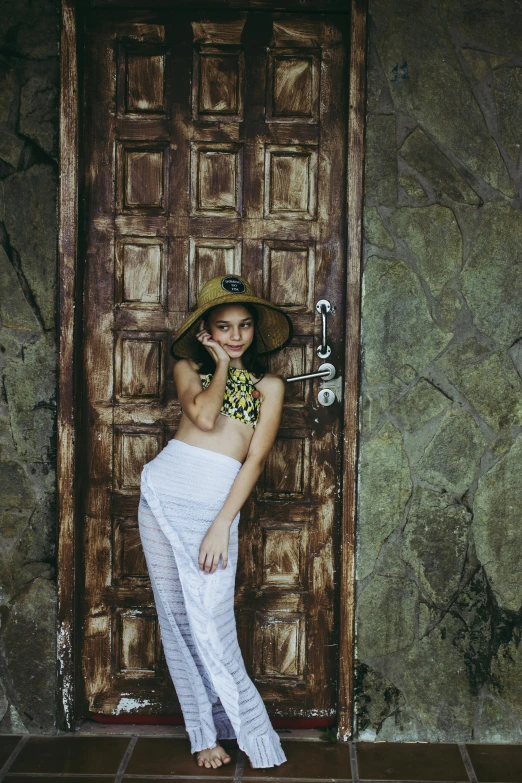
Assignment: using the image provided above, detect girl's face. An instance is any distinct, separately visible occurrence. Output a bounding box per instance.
[206,304,255,362]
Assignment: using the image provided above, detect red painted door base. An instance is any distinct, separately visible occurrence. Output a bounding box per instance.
[90,714,336,729]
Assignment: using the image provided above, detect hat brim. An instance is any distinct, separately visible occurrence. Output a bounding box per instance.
[171,294,293,360]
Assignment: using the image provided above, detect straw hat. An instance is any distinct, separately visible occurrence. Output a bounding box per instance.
[171,275,293,360]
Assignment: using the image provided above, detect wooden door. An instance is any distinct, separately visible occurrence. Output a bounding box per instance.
[81,8,348,720]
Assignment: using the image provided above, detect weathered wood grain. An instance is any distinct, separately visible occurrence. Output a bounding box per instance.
[75,4,360,726]
[58,0,79,731]
[338,0,367,740]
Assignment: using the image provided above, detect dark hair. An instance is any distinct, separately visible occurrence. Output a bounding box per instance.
[190,303,268,377]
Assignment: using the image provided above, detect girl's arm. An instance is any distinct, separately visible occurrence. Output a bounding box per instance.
[173,321,230,431]
[174,358,228,431]
[198,375,286,574]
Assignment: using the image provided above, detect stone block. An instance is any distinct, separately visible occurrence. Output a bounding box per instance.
[390,378,450,433]
[0,246,39,330]
[0,458,34,509]
[354,661,410,739]
[441,0,522,59]
[415,407,486,496]
[461,205,522,352]
[11,495,55,593]
[390,205,462,296]
[399,174,429,203]
[0,577,56,732]
[373,0,513,196]
[0,0,59,59]
[437,338,522,432]
[435,282,462,332]
[358,421,412,581]
[363,207,394,250]
[3,334,56,462]
[400,128,481,205]
[0,165,57,330]
[0,69,16,124]
[402,486,471,606]
[365,114,397,207]
[357,575,418,659]
[493,67,522,166]
[473,433,522,610]
[19,76,58,158]
[0,131,24,170]
[362,256,451,386]
[385,612,475,740]
[461,50,510,83]
[489,637,522,721]
[473,695,522,743]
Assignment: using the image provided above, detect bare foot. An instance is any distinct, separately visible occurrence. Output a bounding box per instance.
[196,743,232,769]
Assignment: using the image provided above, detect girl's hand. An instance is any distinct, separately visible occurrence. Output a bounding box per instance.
[196,320,230,364]
[198,519,231,574]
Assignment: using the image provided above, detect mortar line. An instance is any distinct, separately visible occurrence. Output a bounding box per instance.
[114,735,137,783]
[349,741,359,782]
[458,742,478,783]
[234,749,245,783]
[0,736,29,782]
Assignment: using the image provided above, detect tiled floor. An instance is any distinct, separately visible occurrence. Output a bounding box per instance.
[0,732,520,782]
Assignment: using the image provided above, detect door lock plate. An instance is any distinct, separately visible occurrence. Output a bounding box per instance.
[318,374,343,405]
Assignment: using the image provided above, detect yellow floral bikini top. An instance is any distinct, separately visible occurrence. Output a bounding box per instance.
[200,367,261,429]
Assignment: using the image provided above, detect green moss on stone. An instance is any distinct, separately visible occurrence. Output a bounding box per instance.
[400,128,481,205]
[473,434,522,610]
[358,421,412,581]
[415,407,486,496]
[357,575,418,658]
[399,174,429,203]
[390,378,450,433]
[437,339,522,432]
[363,207,394,250]
[461,203,522,348]
[390,205,462,297]
[362,256,451,386]
[402,486,471,606]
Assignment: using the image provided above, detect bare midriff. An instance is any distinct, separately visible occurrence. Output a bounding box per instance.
[174,410,255,464]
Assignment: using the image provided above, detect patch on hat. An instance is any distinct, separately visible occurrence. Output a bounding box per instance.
[221,276,246,294]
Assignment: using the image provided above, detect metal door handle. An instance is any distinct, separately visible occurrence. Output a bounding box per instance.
[316,299,333,358]
[286,363,336,383]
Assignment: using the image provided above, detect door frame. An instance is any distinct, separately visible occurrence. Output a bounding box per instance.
[57,0,367,737]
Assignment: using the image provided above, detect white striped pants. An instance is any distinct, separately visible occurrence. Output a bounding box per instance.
[138,439,286,769]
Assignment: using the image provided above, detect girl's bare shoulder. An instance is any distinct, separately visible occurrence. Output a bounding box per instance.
[174,357,203,375]
[173,358,205,385]
[255,372,286,396]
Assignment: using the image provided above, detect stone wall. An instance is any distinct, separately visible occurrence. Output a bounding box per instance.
[356,0,522,742]
[0,0,59,733]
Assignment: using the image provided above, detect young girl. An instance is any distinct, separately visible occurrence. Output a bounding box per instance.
[138,274,293,770]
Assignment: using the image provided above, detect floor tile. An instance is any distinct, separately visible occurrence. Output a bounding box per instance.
[242,740,351,779]
[125,737,237,776]
[4,778,114,782]
[9,736,130,774]
[357,742,468,781]
[466,743,522,782]
[0,735,23,768]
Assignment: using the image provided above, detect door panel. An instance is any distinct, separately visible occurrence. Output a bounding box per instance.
[82,9,348,719]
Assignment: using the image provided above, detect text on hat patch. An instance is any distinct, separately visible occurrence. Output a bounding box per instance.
[221,276,246,294]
